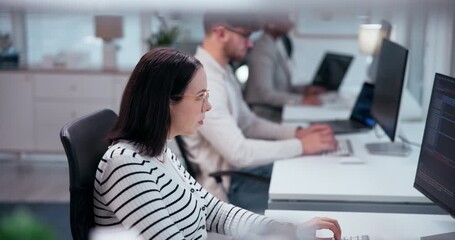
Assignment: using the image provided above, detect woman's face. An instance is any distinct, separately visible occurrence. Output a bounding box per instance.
[169,67,212,138]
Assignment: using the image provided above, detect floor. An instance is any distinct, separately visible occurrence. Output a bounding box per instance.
[0,157,71,239]
[0,159,69,202]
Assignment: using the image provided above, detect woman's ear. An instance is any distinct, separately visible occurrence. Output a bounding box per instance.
[169,98,176,111]
[169,100,176,109]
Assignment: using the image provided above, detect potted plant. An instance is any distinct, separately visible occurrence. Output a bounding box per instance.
[147,15,179,49]
[0,208,55,240]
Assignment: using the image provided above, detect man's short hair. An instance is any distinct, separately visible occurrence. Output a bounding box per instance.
[203,12,262,34]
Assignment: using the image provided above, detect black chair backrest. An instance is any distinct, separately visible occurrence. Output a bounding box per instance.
[60,109,118,240]
[174,136,199,178]
[280,34,293,58]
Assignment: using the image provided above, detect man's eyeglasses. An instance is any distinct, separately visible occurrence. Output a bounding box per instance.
[223,26,252,40]
[178,90,210,111]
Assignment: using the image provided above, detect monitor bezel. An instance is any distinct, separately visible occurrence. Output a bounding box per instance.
[370,39,409,142]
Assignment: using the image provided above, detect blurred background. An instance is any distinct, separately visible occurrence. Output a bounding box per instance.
[0,0,453,239]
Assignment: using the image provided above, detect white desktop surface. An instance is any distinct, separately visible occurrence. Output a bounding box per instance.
[283,105,351,122]
[282,86,358,122]
[269,122,431,204]
[265,210,455,240]
[282,87,423,123]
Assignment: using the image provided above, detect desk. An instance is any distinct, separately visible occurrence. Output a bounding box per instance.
[282,87,422,123]
[282,86,358,122]
[268,122,443,214]
[282,104,351,122]
[265,210,455,240]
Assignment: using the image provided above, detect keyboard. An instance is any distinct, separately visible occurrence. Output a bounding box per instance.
[320,92,351,108]
[342,235,370,240]
[320,92,339,103]
[323,139,353,157]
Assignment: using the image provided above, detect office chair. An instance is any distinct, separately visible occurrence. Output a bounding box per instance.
[280,34,293,58]
[60,109,118,240]
[174,136,270,187]
[174,136,271,213]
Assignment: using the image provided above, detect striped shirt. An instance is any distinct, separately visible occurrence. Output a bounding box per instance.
[94,141,276,240]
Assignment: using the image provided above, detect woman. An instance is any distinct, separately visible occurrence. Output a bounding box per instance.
[93,48,341,240]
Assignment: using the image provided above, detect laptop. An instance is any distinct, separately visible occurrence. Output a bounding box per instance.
[311,52,354,91]
[314,82,376,134]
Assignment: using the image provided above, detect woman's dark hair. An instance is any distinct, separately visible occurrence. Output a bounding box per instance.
[108,47,202,157]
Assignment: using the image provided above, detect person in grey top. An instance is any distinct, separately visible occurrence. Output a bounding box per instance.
[245,14,325,122]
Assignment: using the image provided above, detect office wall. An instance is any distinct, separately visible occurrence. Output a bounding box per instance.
[24,13,141,70]
[290,8,365,87]
[2,12,203,70]
[421,4,454,115]
[289,2,453,108]
[290,6,411,87]
[1,2,453,105]
[0,13,12,33]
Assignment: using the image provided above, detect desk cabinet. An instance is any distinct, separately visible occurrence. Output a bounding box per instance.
[0,71,129,153]
[0,73,35,151]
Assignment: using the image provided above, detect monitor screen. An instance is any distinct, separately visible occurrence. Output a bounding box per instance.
[350,82,375,127]
[414,73,455,218]
[370,39,408,141]
[312,52,353,91]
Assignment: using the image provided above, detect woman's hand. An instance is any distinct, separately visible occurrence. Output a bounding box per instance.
[296,217,342,240]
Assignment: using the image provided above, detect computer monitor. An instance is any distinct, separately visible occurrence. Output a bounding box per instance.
[414,73,455,239]
[366,39,411,156]
[311,52,354,91]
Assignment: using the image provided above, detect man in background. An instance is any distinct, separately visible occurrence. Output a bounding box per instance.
[245,13,326,122]
[183,12,336,213]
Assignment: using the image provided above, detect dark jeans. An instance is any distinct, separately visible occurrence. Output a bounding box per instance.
[227,164,273,214]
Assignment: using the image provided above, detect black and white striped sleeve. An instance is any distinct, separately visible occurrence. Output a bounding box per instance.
[95,155,185,240]
[171,154,276,238]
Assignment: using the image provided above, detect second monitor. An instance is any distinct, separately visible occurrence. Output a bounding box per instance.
[366,39,412,156]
